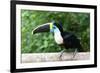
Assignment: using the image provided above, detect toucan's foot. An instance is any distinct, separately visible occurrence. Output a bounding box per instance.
[59,49,66,60]
[71,49,77,60]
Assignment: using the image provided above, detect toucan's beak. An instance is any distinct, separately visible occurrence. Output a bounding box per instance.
[32,23,50,34]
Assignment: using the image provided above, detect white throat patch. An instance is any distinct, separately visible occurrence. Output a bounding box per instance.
[54,32,63,44]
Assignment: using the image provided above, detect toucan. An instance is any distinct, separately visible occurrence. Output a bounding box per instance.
[32,21,83,59]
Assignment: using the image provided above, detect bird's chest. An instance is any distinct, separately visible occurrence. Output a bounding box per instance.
[54,33,63,44]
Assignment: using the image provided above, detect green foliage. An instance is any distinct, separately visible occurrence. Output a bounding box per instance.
[21,10,90,53]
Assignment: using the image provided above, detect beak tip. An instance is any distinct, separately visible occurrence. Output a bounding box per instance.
[32,30,35,35]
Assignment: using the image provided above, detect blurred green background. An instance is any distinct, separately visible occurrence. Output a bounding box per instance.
[21,10,90,53]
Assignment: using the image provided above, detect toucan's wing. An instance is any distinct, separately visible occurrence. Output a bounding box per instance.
[62,32,83,52]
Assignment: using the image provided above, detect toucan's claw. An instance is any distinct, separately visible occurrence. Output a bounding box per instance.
[59,49,66,60]
[71,49,77,60]
[59,49,77,60]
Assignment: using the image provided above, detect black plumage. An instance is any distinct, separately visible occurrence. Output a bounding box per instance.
[61,32,83,52]
[54,22,83,52]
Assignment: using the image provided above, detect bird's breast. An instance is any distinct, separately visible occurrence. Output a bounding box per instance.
[54,32,63,44]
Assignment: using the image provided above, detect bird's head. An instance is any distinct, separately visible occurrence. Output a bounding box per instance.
[32,21,63,34]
